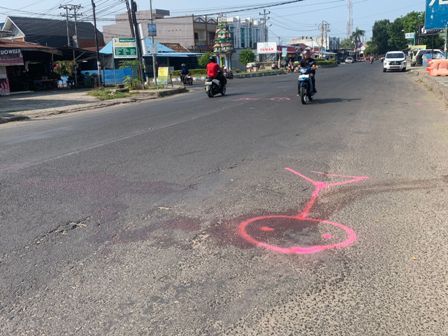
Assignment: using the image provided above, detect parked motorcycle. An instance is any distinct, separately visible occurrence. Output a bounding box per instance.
[298,67,315,105]
[205,77,226,98]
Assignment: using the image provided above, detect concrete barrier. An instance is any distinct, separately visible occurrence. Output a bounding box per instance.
[412,69,448,105]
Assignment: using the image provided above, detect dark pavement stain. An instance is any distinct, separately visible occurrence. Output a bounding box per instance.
[206,209,300,250]
[107,216,201,246]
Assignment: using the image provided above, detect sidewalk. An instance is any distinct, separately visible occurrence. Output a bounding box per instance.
[409,67,448,105]
[0,87,187,124]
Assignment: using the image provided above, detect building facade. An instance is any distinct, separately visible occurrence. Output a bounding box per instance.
[222,17,267,50]
[102,10,217,52]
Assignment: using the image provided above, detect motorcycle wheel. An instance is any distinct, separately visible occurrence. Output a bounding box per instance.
[207,89,214,98]
[300,87,309,105]
[221,86,226,96]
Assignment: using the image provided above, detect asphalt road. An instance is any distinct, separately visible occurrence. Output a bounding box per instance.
[1,63,448,335]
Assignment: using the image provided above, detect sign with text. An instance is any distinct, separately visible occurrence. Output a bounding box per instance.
[0,48,24,66]
[157,66,173,85]
[426,0,448,29]
[147,23,157,37]
[257,42,278,54]
[405,32,415,39]
[281,47,288,57]
[112,38,137,59]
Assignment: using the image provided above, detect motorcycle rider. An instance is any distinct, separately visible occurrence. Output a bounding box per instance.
[206,56,226,88]
[180,63,189,83]
[299,48,317,93]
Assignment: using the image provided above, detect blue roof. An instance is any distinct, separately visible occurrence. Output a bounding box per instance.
[100,38,175,55]
[142,39,174,54]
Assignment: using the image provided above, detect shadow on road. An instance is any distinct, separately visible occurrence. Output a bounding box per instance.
[314,98,361,104]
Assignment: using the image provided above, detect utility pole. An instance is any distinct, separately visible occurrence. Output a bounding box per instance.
[259,9,270,42]
[70,4,82,48]
[347,0,353,37]
[205,15,209,50]
[60,4,83,47]
[60,5,72,47]
[319,21,329,50]
[122,0,135,38]
[91,0,102,86]
[60,4,82,87]
[149,0,157,86]
[130,0,145,82]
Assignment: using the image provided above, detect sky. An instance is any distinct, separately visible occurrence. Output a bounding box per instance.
[0,0,427,42]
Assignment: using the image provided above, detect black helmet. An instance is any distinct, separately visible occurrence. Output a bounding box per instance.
[208,56,216,62]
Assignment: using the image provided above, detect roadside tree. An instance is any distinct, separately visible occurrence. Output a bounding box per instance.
[239,49,256,66]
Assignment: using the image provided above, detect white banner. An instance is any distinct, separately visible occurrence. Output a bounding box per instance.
[257,42,278,54]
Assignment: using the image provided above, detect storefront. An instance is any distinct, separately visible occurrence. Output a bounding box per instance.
[0,48,24,95]
[0,40,60,95]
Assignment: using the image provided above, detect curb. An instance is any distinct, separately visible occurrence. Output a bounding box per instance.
[0,87,188,124]
[410,70,448,105]
[0,115,30,124]
[233,70,287,79]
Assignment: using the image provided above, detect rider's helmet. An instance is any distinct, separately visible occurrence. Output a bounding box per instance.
[181,63,186,67]
[208,56,216,62]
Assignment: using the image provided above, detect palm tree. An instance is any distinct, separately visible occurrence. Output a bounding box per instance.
[350,27,365,49]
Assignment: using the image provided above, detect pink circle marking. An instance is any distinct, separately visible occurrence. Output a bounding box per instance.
[239,215,357,255]
[238,168,368,255]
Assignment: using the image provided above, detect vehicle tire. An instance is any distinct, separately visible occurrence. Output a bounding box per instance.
[300,87,308,105]
[221,86,226,96]
[207,90,214,98]
[402,68,407,72]
[383,68,387,72]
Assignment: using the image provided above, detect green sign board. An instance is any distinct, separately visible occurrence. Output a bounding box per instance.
[112,38,137,59]
[114,47,137,57]
[118,38,136,43]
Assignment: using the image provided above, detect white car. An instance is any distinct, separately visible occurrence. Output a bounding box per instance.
[345,57,354,64]
[383,51,407,72]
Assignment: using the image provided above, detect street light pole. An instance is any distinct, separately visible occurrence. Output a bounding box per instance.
[149,0,157,87]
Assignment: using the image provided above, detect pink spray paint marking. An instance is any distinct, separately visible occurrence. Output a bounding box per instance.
[234,97,291,102]
[238,168,369,255]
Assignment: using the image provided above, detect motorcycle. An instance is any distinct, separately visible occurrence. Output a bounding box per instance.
[224,70,233,79]
[181,73,193,86]
[298,67,315,105]
[205,76,226,98]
